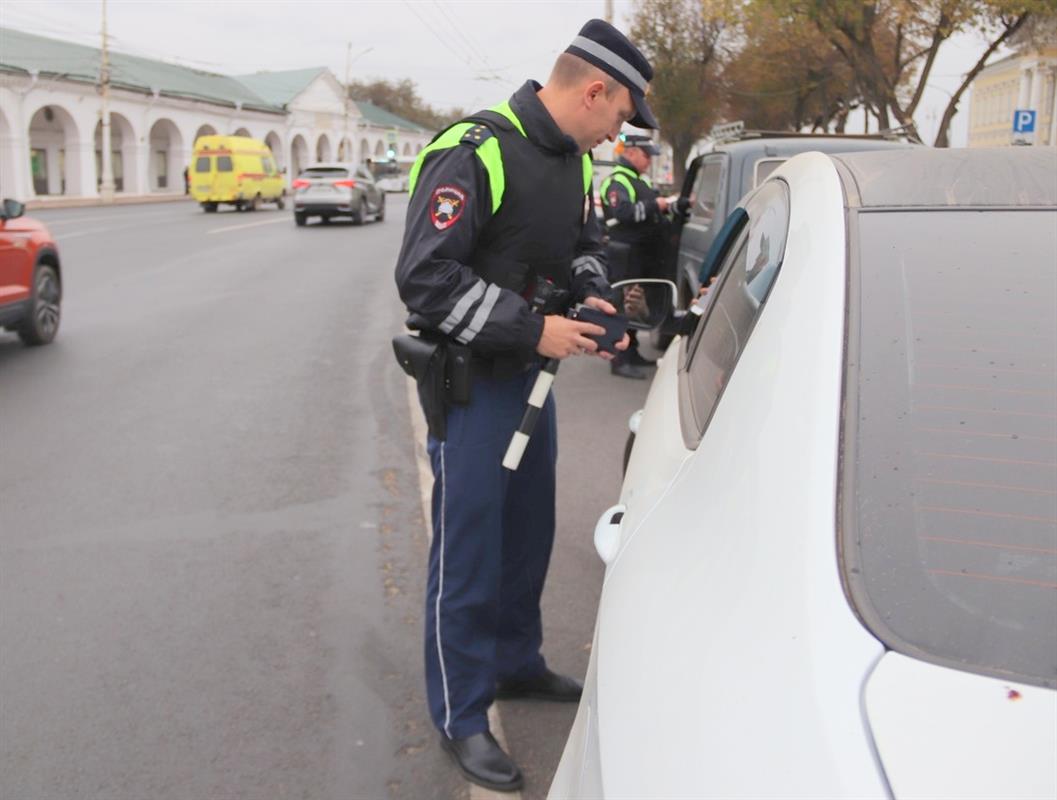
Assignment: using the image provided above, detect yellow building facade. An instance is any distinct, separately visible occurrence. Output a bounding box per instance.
[968,48,1057,147]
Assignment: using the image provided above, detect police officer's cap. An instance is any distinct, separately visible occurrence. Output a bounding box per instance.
[565,19,658,130]
[623,134,660,156]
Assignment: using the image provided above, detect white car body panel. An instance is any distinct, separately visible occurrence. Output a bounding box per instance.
[865,652,1057,800]
[551,153,890,798]
[618,339,692,533]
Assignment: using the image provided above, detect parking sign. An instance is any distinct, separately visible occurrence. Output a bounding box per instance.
[1012,109,1037,145]
[1013,109,1037,134]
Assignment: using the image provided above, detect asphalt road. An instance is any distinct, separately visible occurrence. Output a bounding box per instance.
[0,196,652,800]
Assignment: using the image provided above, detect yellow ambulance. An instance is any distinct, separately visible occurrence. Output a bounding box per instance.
[190,135,285,212]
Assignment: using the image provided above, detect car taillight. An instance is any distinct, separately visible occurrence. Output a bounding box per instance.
[292,179,310,189]
[333,179,356,188]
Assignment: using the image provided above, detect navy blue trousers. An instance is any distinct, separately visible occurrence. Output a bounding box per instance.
[424,368,557,739]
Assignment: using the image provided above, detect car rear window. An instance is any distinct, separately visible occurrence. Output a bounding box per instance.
[302,168,349,179]
[194,156,211,172]
[753,158,785,187]
[216,155,233,172]
[843,208,1057,689]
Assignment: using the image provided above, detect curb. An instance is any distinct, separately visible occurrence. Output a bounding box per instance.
[24,194,196,211]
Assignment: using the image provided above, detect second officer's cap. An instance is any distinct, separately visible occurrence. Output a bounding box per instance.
[623,134,660,155]
[565,18,658,130]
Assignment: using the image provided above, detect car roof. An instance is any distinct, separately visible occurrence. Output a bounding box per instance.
[832,147,1057,209]
[711,136,915,159]
[301,163,357,170]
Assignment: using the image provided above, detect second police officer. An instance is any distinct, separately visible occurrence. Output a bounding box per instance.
[600,133,670,379]
[394,18,658,793]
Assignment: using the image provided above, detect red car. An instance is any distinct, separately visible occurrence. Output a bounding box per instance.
[0,199,62,345]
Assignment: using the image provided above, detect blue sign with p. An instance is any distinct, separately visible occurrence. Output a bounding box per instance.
[1013,109,1037,134]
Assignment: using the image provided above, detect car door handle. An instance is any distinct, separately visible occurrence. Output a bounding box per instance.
[593,503,626,565]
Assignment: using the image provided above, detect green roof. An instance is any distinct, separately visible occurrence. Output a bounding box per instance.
[0,27,281,113]
[354,101,431,133]
[233,68,329,107]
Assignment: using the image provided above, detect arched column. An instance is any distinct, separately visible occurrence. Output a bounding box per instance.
[148,118,184,193]
[0,100,31,200]
[315,133,332,162]
[27,103,83,196]
[265,130,284,170]
[94,112,139,193]
[290,134,309,178]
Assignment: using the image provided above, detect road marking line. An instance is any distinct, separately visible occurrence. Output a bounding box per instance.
[207,216,289,234]
[57,226,118,241]
[404,375,521,800]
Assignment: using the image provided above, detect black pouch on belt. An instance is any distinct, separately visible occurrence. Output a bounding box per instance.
[392,334,448,441]
[444,343,472,406]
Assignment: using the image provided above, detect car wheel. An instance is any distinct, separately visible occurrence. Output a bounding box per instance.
[375,195,386,222]
[294,212,306,227]
[353,197,367,226]
[203,203,218,213]
[276,195,285,210]
[18,263,61,346]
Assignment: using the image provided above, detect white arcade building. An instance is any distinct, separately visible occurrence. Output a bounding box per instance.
[0,27,434,201]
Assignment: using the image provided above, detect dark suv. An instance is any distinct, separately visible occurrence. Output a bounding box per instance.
[667,125,916,306]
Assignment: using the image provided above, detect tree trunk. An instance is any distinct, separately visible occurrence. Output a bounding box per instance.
[933,13,1031,148]
[671,138,693,188]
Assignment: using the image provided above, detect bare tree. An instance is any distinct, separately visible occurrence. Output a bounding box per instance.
[629,0,732,183]
[768,1,1054,145]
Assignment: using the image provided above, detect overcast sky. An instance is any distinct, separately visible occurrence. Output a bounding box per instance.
[1,0,1007,147]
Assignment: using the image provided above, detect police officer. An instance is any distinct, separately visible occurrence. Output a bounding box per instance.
[601,133,669,379]
[394,19,657,792]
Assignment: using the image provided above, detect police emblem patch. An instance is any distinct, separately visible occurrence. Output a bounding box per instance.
[430,185,466,230]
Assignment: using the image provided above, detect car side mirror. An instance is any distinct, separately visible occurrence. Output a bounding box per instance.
[1,198,25,221]
[610,278,677,331]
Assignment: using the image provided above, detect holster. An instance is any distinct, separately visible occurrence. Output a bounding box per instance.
[392,333,473,441]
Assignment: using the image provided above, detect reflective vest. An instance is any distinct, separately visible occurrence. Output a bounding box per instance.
[599,163,651,206]
[409,101,594,294]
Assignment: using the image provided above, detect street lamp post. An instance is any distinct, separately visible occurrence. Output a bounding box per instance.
[343,45,373,161]
[98,0,115,201]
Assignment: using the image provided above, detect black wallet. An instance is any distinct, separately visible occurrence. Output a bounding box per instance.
[572,305,627,355]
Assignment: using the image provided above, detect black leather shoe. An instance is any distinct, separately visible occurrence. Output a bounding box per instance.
[611,362,648,380]
[440,731,524,792]
[496,668,583,702]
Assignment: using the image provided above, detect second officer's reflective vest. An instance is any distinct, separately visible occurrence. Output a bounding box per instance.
[408,101,593,296]
[599,162,651,206]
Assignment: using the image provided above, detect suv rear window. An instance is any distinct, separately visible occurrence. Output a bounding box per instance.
[302,168,349,179]
[216,156,233,172]
[194,156,211,172]
[690,156,724,229]
[844,208,1057,689]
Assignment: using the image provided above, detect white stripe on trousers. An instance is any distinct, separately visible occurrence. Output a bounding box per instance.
[436,442,453,737]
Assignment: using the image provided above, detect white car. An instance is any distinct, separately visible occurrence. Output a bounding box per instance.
[550,147,1057,799]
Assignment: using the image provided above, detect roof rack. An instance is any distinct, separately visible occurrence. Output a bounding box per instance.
[708,120,913,144]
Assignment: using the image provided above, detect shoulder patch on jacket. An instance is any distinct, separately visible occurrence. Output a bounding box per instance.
[429,184,467,230]
[460,124,494,147]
